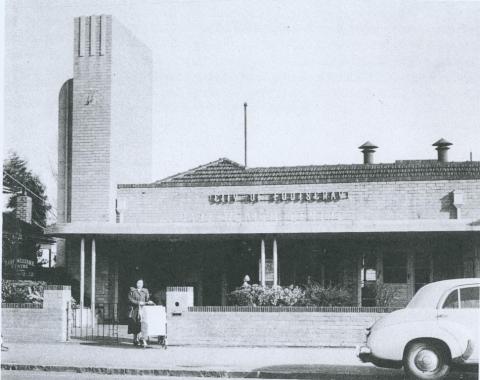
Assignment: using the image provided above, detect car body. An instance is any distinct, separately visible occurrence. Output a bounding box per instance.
[357,278,479,379]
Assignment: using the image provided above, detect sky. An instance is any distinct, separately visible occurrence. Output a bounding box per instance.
[4,0,480,213]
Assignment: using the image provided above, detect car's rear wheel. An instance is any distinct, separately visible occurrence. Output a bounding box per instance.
[403,341,451,380]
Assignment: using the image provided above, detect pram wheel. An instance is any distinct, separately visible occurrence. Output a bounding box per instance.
[157,335,167,348]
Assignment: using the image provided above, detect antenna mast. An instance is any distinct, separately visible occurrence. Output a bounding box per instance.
[244,102,248,168]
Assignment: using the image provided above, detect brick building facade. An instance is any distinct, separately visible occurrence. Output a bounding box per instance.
[49,15,480,320]
[58,15,152,224]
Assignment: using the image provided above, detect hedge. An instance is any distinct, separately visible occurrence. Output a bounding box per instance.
[2,280,46,304]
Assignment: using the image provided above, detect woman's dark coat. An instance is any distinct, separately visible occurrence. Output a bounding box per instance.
[127,287,150,334]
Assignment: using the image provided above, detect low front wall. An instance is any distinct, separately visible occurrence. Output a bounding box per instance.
[167,308,390,347]
[1,286,71,343]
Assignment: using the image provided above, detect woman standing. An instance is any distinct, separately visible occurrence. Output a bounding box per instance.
[128,279,153,347]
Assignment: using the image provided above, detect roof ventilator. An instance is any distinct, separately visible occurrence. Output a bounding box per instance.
[358,141,378,164]
[432,138,452,163]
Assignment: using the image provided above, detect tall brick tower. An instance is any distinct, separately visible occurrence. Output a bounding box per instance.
[58,15,152,223]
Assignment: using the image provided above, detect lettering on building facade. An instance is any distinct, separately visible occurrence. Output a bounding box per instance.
[208,191,349,204]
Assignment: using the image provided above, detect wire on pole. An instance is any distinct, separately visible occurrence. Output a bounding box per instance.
[3,172,57,211]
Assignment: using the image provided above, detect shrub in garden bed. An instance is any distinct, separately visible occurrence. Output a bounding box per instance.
[228,281,354,307]
[374,283,400,307]
[2,280,46,304]
[228,284,305,306]
[302,280,353,306]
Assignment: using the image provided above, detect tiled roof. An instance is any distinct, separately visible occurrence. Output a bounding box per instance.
[118,158,480,188]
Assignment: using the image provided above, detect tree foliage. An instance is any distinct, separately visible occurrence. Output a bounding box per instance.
[3,151,51,226]
[3,152,53,279]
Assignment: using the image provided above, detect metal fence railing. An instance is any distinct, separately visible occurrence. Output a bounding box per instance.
[188,306,401,313]
[69,303,119,342]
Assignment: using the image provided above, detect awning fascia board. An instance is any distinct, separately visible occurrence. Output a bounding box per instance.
[46,219,480,237]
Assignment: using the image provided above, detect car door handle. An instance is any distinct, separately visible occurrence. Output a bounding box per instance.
[437,314,448,318]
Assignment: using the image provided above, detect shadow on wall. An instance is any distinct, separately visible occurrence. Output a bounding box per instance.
[440,192,456,219]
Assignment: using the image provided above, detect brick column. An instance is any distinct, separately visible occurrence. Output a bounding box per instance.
[15,195,32,224]
[43,286,72,342]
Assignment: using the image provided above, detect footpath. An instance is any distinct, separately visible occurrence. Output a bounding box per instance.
[1,341,477,379]
[0,340,403,378]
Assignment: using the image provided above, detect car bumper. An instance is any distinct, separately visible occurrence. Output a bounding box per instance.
[452,340,475,364]
[461,340,474,361]
[356,345,403,369]
[356,345,372,363]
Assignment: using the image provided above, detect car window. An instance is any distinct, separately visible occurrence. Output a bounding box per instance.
[460,286,480,309]
[443,289,459,309]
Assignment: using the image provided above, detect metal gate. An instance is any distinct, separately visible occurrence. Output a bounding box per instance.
[68,303,119,342]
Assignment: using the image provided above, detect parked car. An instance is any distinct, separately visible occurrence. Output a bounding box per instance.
[357,278,479,379]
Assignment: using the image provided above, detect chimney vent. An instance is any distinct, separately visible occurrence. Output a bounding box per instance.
[432,138,452,163]
[15,195,33,224]
[358,141,378,164]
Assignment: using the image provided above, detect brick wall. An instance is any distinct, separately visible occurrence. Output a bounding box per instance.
[118,179,480,225]
[2,286,71,343]
[71,15,113,222]
[68,15,152,223]
[111,18,152,187]
[167,310,384,347]
[57,79,73,223]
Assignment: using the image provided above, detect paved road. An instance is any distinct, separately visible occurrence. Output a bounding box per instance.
[3,343,478,379]
[2,372,201,380]
[2,368,478,380]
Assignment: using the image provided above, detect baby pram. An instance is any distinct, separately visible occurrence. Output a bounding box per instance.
[140,305,167,348]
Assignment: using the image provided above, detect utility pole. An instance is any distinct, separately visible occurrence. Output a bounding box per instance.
[244,102,248,168]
